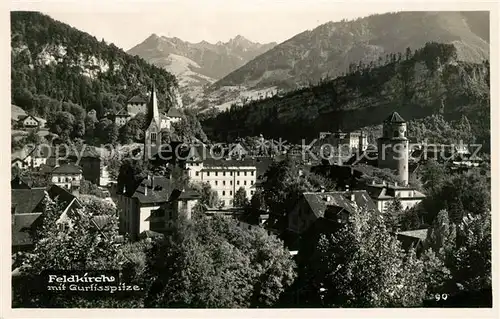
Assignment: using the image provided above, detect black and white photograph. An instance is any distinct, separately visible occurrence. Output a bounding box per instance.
[5,0,497,315]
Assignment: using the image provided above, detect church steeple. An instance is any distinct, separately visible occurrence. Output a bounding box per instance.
[145,81,161,129]
[144,81,162,161]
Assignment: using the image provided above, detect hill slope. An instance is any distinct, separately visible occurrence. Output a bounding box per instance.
[202,43,490,146]
[11,11,181,120]
[194,11,489,111]
[127,34,276,104]
[214,11,489,90]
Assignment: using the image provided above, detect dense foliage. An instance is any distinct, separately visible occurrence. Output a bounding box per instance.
[144,215,296,307]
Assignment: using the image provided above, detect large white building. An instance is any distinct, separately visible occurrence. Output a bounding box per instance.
[186,158,257,207]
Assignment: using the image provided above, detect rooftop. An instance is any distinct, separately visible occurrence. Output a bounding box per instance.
[303,190,377,218]
[130,176,175,204]
[52,163,82,175]
[397,228,428,241]
[384,112,406,123]
[127,95,146,104]
[165,108,183,118]
[11,188,47,215]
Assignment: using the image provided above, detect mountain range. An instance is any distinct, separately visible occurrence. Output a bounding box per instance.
[190,11,490,111]
[127,34,276,104]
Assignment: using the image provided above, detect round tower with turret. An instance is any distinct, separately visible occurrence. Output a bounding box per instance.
[377,112,409,185]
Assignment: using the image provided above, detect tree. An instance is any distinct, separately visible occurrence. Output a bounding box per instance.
[12,196,123,307]
[291,206,427,307]
[144,215,296,308]
[79,194,117,216]
[234,187,249,207]
[79,180,107,198]
[47,111,75,141]
[385,197,403,231]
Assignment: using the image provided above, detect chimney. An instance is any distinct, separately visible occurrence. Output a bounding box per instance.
[345,184,349,192]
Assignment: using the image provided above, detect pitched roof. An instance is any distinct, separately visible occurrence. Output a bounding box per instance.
[46,184,81,209]
[12,213,43,246]
[397,228,428,241]
[11,175,33,189]
[115,109,130,117]
[202,158,257,169]
[165,108,183,118]
[11,189,47,215]
[130,176,175,204]
[303,190,377,218]
[52,163,82,174]
[127,95,146,104]
[384,112,406,123]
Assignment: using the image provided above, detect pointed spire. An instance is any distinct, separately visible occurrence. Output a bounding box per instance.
[146,80,161,129]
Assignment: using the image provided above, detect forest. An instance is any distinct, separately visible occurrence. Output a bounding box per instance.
[11,12,178,138]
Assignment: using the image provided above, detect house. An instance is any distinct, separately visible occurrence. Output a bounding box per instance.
[11,184,82,252]
[127,95,147,117]
[18,115,40,128]
[146,188,201,233]
[160,108,183,130]
[50,163,83,194]
[287,190,377,235]
[365,181,426,213]
[67,146,102,185]
[113,109,131,127]
[116,175,199,240]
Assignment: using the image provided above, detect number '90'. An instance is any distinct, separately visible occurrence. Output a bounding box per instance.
[435,294,448,301]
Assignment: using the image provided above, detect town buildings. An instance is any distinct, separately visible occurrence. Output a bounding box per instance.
[50,163,83,194]
[186,158,257,207]
[115,175,199,240]
[287,190,377,235]
[11,184,82,252]
[365,181,426,213]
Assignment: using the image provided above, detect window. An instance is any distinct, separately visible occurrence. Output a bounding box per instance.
[215,172,218,176]
[196,171,199,176]
[251,180,254,185]
[244,172,247,176]
[251,190,255,196]
[215,181,218,186]
[230,172,233,176]
[151,132,157,142]
[237,181,240,185]
[230,181,233,185]
[237,172,240,176]
[223,181,226,186]
[222,191,226,196]
[251,171,254,176]
[244,181,247,186]
[230,191,233,196]
[223,172,226,176]
[207,172,210,176]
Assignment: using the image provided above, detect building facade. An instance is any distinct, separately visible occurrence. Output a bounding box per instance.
[365,181,426,213]
[186,158,257,207]
[50,163,83,193]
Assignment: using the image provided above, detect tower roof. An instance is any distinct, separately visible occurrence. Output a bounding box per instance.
[144,82,161,129]
[384,112,405,123]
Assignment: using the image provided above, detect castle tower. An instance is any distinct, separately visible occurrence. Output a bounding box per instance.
[144,82,162,161]
[377,112,409,185]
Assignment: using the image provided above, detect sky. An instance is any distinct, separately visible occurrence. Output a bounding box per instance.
[30,1,389,51]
